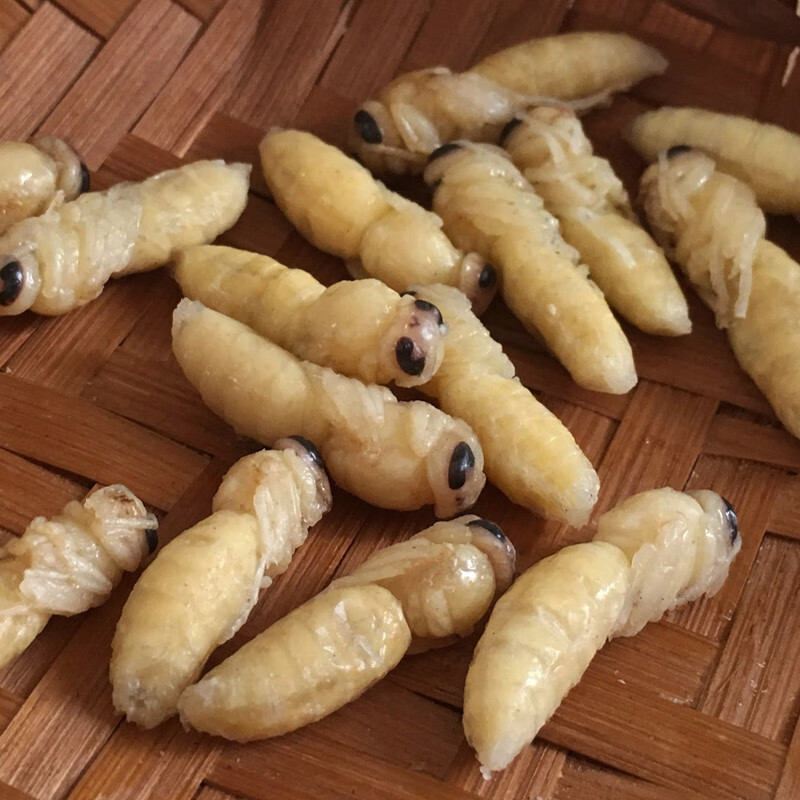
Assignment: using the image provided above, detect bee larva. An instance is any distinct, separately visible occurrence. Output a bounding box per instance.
[328,516,516,652]
[640,148,800,437]
[473,32,667,100]
[464,487,740,777]
[0,485,157,670]
[174,245,446,387]
[626,107,800,215]
[259,129,497,313]
[0,160,250,316]
[110,442,331,729]
[172,300,485,517]
[639,148,765,327]
[727,242,800,440]
[503,107,691,336]
[593,488,741,636]
[424,142,637,394]
[465,541,629,778]
[178,585,409,741]
[177,516,514,740]
[0,137,88,235]
[350,32,666,175]
[412,283,599,525]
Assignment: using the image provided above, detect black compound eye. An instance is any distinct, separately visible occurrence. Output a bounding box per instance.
[499,117,523,145]
[721,497,739,545]
[0,260,24,306]
[354,109,383,145]
[478,264,497,289]
[290,435,326,471]
[414,298,443,326]
[79,162,91,193]
[428,142,462,163]
[448,442,475,490]
[468,518,506,541]
[395,337,425,376]
[666,144,692,159]
[145,528,158,555]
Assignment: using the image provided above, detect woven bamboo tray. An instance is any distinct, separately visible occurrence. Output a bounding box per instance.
[1,1,799,798]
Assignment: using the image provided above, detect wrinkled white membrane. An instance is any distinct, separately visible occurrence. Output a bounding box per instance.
[3,485,155,617]
[642,151,764,327]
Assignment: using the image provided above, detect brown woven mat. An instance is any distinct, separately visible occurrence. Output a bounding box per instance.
[0,1,799,798]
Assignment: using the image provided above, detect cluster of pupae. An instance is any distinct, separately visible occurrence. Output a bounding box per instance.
[3,28,799,777]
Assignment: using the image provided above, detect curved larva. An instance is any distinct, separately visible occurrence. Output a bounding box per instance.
[0,160,250,316]
[174,244,446,388]
[727,241,800,439]
[626,107,800,215]
[464,541,630,776]
[178,515,511,740]
[350,32,666,175]
[259,129,496,313]
[350,71,537,176]
[177,584,411,741]
[172,299,485,517]
[424,142,636,394]
[0,137,87,237]
[0,485,156,670]
[464,487,740,776]
[110,443,331,729]
[594,488,741,636]
[639,149,765,328]
[473,32,667,102]
[639,150,800,438]
[329,515,516,650]
[503,107,690,336]
[413,284,599,525]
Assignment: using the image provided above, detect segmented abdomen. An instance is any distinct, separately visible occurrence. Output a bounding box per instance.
[129,160,250,271]
[0,485,155,669]
[728,242,800,439]
[172,300,485,516]
[463,542,629,774]
[472,32,667,100]
[329,521,503,641]
[595,488,740,636]
[426,144,635,392]
[260,129,389,257]
[640,151,765,328]
[177,585,410,741]
[627,107,800,215]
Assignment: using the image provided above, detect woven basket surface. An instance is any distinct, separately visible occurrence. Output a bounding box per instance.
[0,1,799,798]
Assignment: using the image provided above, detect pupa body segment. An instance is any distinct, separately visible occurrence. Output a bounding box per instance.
[424,142,636,394]
[464,487,740,776]
[0,485,156,669]
[259,129,496,312]
[175,244,446,387]
[110,443,331,728]
[178,516,514,739]
[640,149,800,439]
[413,283,599,524]
[0,160,250,315]
[172,300,485,517]
[504,107,690,336]
[351,32,667,175]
